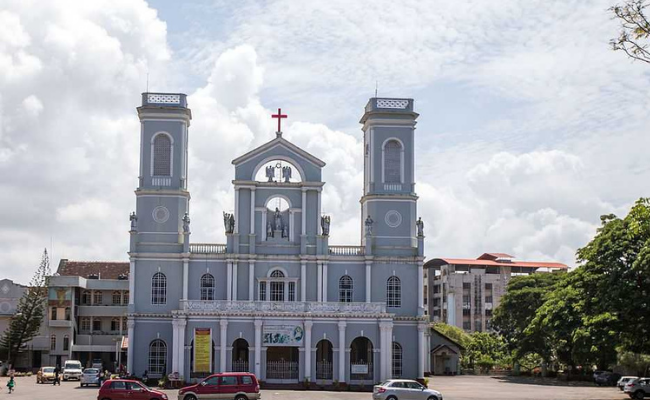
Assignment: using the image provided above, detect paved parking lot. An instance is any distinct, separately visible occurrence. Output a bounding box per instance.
[0,375,628,400]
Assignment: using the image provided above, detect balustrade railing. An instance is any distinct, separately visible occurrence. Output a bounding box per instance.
[232,360,249,372]
[152,177,172,187]
[180,300,386,314]
[316,361,333,380]
[383,183,402,191]
[189,243,227,254]
[329,246,364,256]
[266,360,298,380]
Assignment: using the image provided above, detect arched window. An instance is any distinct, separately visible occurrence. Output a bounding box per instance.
[152,134,172,176]
[112,291,122,305]
[387,276,401,308]
[50,335,56,351]
[151,272,167,305]
[63,335,70,351]
[383,139,402,183]
[270,270,285,278]
[81,290,91,305]
[392,342,403,378]
[148,339,167,375]
[339,275,353,303]
[270,270,285,302]
[200,274,215,301]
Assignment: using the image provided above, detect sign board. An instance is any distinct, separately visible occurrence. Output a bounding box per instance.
[194,328,211,373]
[262,324,304,346]
[351,364,369,374]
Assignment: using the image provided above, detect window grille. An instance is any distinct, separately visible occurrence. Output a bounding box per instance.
[63,335,69,351]
[200,274,215,301]
[148,339,167,375]
[93,291,103,305]
[123,291,129,305]
[82,290,91,305]
[259,282,266,301]
[111,318,120,331]
[288,282,296,302]
[113,291,122,305]
[384,140,402,183]
[392,342,403,378]
[151,272,167,305]
[270,281,284,302]
[50,335,56,351]
[339,275,353,303]
[387,276,401,308]
[153,134,172,176]
[80,317,90,331]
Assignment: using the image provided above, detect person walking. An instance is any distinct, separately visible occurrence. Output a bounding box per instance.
[6,376,15,393]
[53,366,61,386]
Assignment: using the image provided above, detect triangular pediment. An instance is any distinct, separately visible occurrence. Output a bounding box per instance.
[232,135,326,168]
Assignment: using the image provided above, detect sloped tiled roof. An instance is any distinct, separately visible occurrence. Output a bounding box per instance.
[425,257,567,270]
[478,252,515,260]
[56,259,129,280]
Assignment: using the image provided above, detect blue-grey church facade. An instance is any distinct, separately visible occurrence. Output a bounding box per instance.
[127,94,429,384]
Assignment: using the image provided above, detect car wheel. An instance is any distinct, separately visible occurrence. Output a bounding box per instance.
[635,391,645,400]
[386,396,398,400]
[428,397,439,400]
[235,395,248,400]
[184,395,197,400]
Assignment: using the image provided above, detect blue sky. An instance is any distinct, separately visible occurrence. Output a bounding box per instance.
[0,0,648,282]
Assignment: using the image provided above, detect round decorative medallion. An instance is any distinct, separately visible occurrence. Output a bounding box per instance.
[152,206,170,224]
[385,210,402,228]
[0,302,11,313]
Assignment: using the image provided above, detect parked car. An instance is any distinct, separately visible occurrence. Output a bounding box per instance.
[619,376,640,391]
[36,366,56,384]
[92,359,103,369]
[373,379,443,400]
[595,371,622,386]
[98,379,168,400]
[593,370,606,382]
[63,359,83,381]
[624,377,650,399]
[80,368,101,387]
[178,372,260,400]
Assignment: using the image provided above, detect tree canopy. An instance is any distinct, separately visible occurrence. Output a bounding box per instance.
[610,0,650,64]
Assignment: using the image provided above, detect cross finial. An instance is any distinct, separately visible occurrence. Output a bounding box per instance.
[271,108,287,136]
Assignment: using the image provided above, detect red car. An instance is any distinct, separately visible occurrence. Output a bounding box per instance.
[97,379,169,400]
[178,372,260,400]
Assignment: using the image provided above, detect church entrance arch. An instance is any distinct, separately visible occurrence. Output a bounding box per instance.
[315,339,333,380]
[265,347,299,383]
[232,338,249,372]
[350,337,373,381]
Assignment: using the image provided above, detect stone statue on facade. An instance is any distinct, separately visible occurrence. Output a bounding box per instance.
[265,165,275,182]
[281,224,288,238]
[282,166,292,183]
[321,215,330,236]
[274,207,282,230]
[129,212,138,231]
[182,213,191,234]
[223,212,235,234]
[267,222,273,238]
[416,217,424,237]
[365,215,374,236]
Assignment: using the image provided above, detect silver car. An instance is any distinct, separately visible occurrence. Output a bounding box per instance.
[80,368,101,387]
[373,379,443,400]
[624,378,650,399]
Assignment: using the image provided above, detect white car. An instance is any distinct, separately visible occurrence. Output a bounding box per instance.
[62,360,83,381]
[373,379,443,400]
[624,378,650,399]
[619,376,639,391]
[80,368,101,387]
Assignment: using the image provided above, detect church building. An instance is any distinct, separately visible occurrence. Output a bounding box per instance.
[127,93,429,385]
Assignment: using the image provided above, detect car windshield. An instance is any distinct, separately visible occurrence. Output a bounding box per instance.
[43,368,55,373]
[65,362,82,369]
[84,369,99,374]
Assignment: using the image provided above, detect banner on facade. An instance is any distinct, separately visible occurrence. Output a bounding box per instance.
[48,288,71,307]
[194,328,211,373]
[262,324,304,346]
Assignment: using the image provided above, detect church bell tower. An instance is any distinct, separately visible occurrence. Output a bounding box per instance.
[360,98,419,254]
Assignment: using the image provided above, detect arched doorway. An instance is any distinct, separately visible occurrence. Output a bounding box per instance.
[232,338,249,372]
[315,339,333,380]
[350,337,373,381]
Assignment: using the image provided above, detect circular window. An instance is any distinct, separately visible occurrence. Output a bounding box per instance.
[385,210,402,228]
[0,302,11,313]
[152,206,170,224]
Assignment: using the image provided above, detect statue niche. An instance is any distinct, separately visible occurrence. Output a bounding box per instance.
[265,203,290,241]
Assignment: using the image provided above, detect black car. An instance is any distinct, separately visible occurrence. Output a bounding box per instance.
[595,371,622,386]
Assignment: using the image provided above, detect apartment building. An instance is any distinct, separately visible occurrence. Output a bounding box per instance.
[47,260,129,370]
[424,253,567,332]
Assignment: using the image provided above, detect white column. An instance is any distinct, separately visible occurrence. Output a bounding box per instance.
[226,261,233,301]
[182,259,189,301]
[261,210,267,241]
[365,262,372,303]
[317,189,321,221]
[178,318,186,377]
[129,259,135,305]
[127,319,135,374]
[172,319,179,373]
[317,262,323,302]
[232,262,238,300]
[248,261,255,301]
[301,189,307,235]
[304,320,313,381]
[322,262,328,302]
[254,320,262,378]
[250,188,255,234]
[338,321,346,383]
[379,325,386,380]
[418,324,426,377]
[220,320,228,372]
[289,211,294,242]
[418,261,424,311]
[387,323,393,379]
[234,188,240,234]
[300,262,306,301]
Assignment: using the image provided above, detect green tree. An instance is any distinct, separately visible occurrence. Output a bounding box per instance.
[465,332,508,372]
[610,0,650,64]
[492,273,563,363]
[432,322,472,349]
[0,249,50,366]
